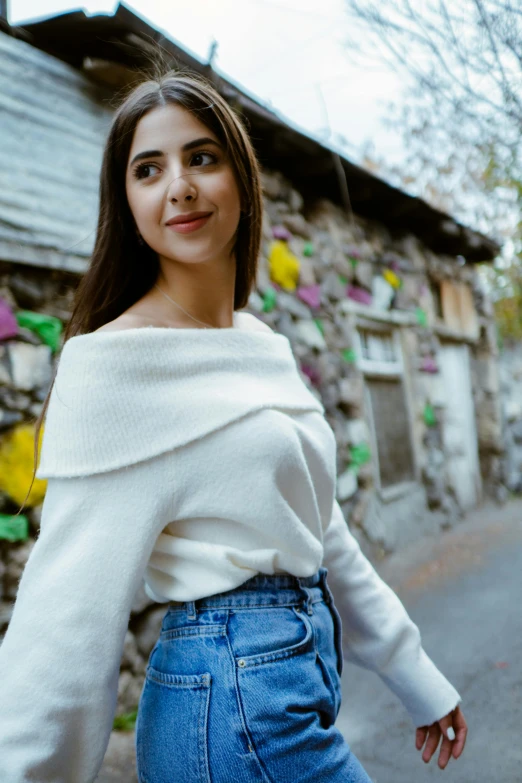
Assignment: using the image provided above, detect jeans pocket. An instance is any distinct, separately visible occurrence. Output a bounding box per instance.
[235,630,343,783]
[231,607,313,667]
[136,666,212,783]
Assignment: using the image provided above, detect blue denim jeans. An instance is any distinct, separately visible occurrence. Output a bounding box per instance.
[135,567,372,783]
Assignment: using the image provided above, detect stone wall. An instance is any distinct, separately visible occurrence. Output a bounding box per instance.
[255,170,503,552]
[0,168,503,715]
[499,345,522,495]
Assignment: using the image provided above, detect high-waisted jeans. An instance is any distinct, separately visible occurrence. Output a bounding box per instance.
[135,567,372,783]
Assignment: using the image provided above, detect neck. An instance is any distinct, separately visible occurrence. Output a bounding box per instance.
[155,256,237,329]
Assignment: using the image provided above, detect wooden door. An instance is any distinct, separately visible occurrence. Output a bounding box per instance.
[439,344,481,510]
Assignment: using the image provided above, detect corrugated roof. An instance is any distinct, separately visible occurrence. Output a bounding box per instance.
[2,2,500,267]
[0,30,113,271]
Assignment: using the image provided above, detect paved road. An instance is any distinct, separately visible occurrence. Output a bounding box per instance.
[99,499,522,782]
[337,499,522,782]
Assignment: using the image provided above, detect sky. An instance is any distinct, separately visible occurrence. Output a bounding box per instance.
[8,0,406,167]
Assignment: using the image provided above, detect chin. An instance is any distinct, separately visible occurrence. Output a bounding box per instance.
[161,240,235,266]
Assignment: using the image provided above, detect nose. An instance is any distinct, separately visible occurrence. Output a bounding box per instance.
[166,172,198,204]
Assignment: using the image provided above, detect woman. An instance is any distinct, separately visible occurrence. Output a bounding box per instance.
[0,71,466,782]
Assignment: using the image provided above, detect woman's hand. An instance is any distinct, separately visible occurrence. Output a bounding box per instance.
[415,705,467,770]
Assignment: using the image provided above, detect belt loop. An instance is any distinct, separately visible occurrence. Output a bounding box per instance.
[319,567,332,606]
[186,600,197,621]
[297,577,314,615]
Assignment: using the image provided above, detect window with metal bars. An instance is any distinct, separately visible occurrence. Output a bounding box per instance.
[359,330,397,364]
[356,328,416,489]
[366,377,416,488]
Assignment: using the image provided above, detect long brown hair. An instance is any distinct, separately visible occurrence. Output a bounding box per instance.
[16,69,263,515]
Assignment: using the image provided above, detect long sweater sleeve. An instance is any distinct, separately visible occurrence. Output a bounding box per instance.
[0,456,175,783]
[323,499,461,727]
[0,325,462,778]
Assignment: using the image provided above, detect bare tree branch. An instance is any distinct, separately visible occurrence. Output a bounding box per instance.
[472,0,522,115]
[344,0,522,127]
[343,0,522,263]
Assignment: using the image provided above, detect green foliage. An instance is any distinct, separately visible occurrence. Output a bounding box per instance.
[415,308,428,327]
[113,708,138,732]
[0,514,29,542]
[262,287,277,313]
[15,311,63,352]
[489,263,522,342]
[349,443,371,469]
[423,403,437,428]
[341,348,357,363]
[494,296,522,342]
[480,146,522,341]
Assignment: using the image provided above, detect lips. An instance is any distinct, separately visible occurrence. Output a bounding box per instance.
[165,211,213,235]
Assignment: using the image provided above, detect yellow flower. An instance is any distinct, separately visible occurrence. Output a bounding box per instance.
[268,241,301,291]
[383,269,401,289]
[0,423,47,507]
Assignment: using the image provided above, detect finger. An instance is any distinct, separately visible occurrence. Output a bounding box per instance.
[416,726,428,751]
[422,724,441,764]
[438,713,454,740]
[438,734,453,770]
[451,707,468,759]
[436,713,456,769]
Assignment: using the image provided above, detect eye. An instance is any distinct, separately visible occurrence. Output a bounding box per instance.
[132,162,160,180]
[190,151,218,167]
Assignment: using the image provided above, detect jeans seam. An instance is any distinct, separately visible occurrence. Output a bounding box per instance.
[235,609,314,668]
[167,598,324,612]
[224,623,273,783]
[145,668,211,688]
[137,673,211,782]
[236,612,315,671]
[197,673,212,783]
[316,650,342,721]
[160,626,226,641]
[231,611,315,783]
[213,597,323,611]
[320,572,344,677]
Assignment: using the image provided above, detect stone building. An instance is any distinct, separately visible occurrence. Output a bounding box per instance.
[0,5,503,714]
[498,345,522,494]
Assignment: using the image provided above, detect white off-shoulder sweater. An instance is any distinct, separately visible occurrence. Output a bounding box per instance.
[0,312,461,782]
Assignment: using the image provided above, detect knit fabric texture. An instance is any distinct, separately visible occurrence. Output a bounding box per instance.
[0,317,460,781]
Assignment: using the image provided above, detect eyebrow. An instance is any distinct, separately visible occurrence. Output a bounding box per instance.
[129,137,222,168]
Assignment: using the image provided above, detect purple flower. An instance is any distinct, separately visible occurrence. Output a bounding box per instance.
[347,286,373,306]
[297,284,322,309]
[272,225,292,241]
[0,298,19,341]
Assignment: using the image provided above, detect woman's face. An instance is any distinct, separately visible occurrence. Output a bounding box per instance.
[125,103,242,267]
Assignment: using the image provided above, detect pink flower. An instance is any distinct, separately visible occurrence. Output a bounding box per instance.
[0,298,19,341]
[297,284,322,309]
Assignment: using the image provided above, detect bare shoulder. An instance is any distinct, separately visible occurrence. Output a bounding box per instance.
[93,310,274,334]
[239,312,274,334]
[94,314,149,333]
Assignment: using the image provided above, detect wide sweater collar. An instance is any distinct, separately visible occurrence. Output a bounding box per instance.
[36,323,324,478]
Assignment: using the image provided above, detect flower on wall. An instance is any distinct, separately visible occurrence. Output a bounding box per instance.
[268,240,301,291]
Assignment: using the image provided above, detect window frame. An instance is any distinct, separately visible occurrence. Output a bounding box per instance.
[354,325,419,500]
[355,326,403,378]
